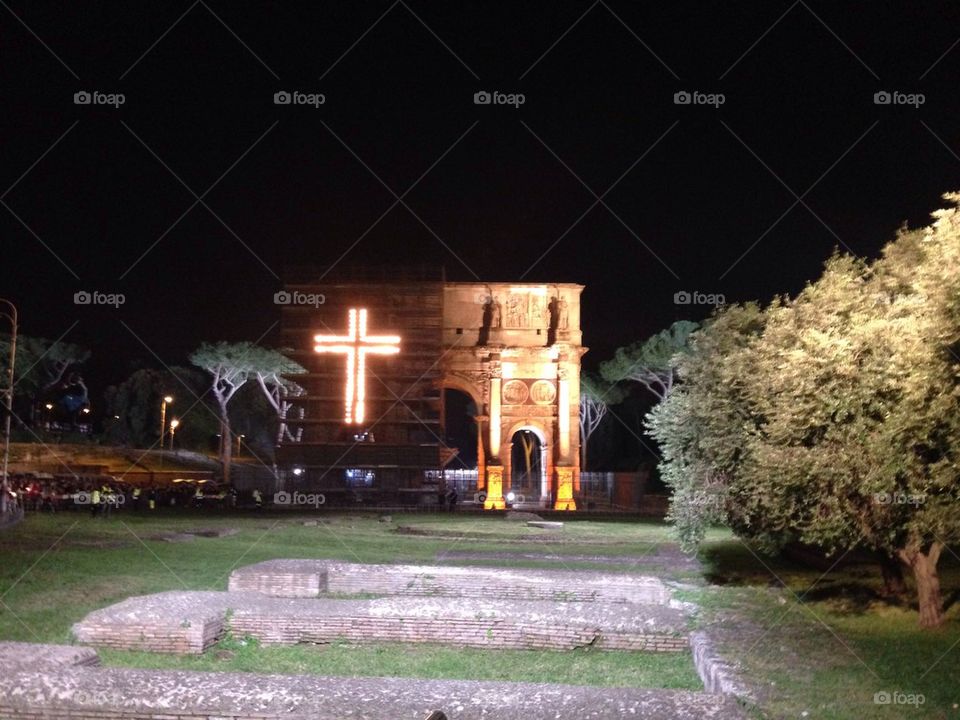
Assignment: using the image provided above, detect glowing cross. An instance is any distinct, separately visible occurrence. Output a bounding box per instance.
[314,308,400,425]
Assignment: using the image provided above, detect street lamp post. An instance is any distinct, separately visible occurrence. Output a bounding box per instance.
[159,395,172,469]
[159,395,173,445]
[0,299,17,516]
[169,418,179,451]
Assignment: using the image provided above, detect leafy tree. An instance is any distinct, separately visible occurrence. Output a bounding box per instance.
[189,343,304,481]
[103,367,216,449]
[600,320,699,401]
[646,304,764,548]
[0,335,91,422]
[648,193,960,628]
[248,348,306,445]
[189,342,262,484]
[579,374,623,470]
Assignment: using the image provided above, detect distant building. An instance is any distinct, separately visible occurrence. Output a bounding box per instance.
[277,268,585,510]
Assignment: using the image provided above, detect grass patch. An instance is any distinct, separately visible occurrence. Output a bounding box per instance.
[3,509,959,717]
[99,639,701,689]
[696,539,960,719]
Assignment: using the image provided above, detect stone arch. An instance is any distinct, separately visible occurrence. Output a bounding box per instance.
[505,420,550,506]
[438,374,484,409]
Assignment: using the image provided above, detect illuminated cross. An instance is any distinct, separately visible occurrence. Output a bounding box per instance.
[314,308,400,425]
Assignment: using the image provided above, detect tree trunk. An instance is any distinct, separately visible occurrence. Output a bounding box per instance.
[898,543,944,628]
[880,555,907,598]
[218,402,232,486]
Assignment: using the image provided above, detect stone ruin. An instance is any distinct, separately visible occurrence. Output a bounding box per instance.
[0,559,748,719]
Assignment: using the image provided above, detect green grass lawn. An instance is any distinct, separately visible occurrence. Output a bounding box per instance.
[1,509,959,718]
[100,639,700,689]
[695,541,960,719]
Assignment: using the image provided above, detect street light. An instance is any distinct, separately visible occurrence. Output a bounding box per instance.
[0,298,17,516]
[159,395,173,445]
[169,418,179,451]
[159,396,173,470]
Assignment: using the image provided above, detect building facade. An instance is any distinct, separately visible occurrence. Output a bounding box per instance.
[277,270,585,510]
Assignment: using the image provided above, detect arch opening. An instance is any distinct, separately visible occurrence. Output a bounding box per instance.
[509,425,548,507]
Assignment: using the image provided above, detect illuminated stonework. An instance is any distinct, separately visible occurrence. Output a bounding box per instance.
[280,278,584,511]
[314,308,400,425]
[483,465,506,510]
[554,466,577,511]
[441,283,586,511]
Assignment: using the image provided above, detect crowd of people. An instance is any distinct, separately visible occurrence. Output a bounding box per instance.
[4,474,240,516]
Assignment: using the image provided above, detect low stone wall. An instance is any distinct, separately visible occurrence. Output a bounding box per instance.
[228,559,673,605]
[73,591,689,654]
[72,591,231,654]
[0,642,100,672]
[231,612,603,651]
[73,618,224,654]
[0,666,749,719]
[690,631,752,698]
[228,561,328,597]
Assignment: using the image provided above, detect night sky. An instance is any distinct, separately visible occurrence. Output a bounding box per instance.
[3,1,960,401]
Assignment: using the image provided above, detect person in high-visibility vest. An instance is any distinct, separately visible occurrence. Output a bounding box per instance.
[148,488,156,511]
[132,487,141,511]
[101,486,113,518]
[252,488,262,510]
[90,487,101,518]
[194,486,204,508]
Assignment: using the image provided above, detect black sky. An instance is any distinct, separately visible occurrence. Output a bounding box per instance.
[2,1,959,402]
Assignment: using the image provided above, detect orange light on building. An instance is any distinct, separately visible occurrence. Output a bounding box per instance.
[484,465,506,510]
[554,467,577,510]
[314,308,400,425]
